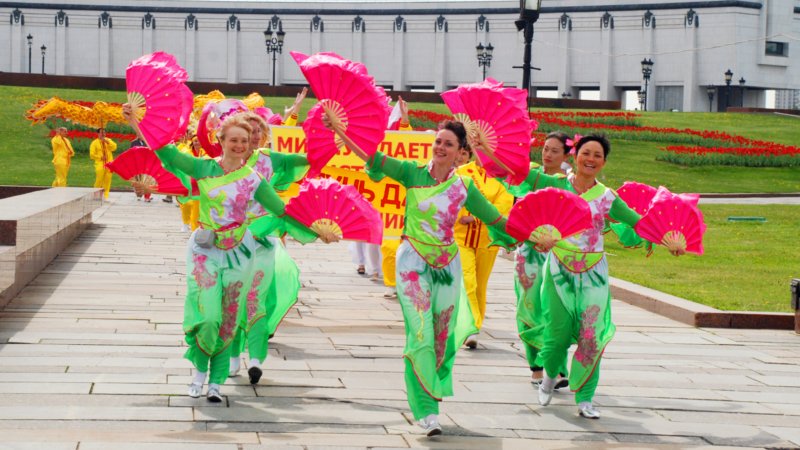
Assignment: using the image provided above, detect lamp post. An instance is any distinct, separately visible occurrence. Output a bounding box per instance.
[26,34,32,73]
[515,0,541,109]
[724,69,733,111]
[706,86,715,112]
[561,92,572,99]
[738,77,746,107]
[263,23,286,86]
[637,90,646,111]
[476,42,493,80]
[40,44,46,74]
[640,58,654,111]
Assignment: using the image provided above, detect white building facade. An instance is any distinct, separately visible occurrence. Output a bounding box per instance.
[2,0,798,112]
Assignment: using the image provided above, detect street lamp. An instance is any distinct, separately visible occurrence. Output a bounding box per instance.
[724,69,733,111]
[515,0,542,108]
[637,90,646,111]
[40,44,46,74]
[476,42,493,80]
[640,58,654,111]
[739,77,746,107]
[263,23,286,86]
[561,92,572,99]
[26,34,33,73]
[706,86,715,112]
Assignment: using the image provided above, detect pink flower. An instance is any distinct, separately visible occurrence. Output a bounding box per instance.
[191,254,217,288]
[434,305,454,368]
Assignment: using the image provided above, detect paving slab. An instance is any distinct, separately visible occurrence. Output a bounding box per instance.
[0,193,797,448]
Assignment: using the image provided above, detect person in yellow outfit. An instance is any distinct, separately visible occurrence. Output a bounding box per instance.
[381,97,414,298]
[176,134,204,232]
[51,127,75,187]
[89,128,117,199]
[454,146,514,349]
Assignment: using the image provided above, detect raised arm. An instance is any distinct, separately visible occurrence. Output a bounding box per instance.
[282,87,308,126]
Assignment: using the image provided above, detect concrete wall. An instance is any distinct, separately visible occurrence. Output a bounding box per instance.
[2,0,798,111]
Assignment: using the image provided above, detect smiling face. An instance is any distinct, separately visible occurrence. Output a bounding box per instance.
[574,140,606,178]
[247,119,265,151]
[220,125,251,161]
[541,137,568,172]
[432,128,462,169]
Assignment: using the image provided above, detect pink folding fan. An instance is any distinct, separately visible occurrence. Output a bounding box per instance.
[291,51,391,177]
[125,52,192,151]
[506,187,593,251]
[106,147,189,196]
[634,187,705,255]
[284,178,383,244]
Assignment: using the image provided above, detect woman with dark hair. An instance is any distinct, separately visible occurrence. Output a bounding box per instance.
[323,116,516,437]
[514,131,572,386]
[514,134,682,419]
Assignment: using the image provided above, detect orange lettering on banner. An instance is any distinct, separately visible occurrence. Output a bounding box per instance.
[353,179,375,202]
[393,142,407,159]
[383,212,404,230]
[381,184,403,209]
[277,136,306,154]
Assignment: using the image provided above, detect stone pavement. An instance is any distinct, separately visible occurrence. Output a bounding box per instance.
[0,192,798,450]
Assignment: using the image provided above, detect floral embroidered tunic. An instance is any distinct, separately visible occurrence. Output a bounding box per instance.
[245,148,309,219]
[366,151,515,268]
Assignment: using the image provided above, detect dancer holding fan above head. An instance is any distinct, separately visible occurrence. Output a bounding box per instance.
[512,131,572,386]
[325,115,517,437]
[506,134,695,419]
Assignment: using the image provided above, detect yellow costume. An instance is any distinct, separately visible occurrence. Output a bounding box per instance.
[380,121,413,290]
[176,141,203,231]
[51,134,75,187]
[89,136,117,198]
[454,161,513,329]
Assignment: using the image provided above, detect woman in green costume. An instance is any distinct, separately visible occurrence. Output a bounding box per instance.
[518,134,682,419]
[324,116,516,436]
[228,111,312,384]
[124,107,317,402]
[513,131,572,387]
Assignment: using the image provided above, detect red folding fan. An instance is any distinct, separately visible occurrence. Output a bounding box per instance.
[291,51,391,177]
[634,187,706,255]
[106,147,189,196]
[617,181,658,216]
[441,78,534,185]
[284,178,383,244]
[506,187,593,251]
[126,52,192,151]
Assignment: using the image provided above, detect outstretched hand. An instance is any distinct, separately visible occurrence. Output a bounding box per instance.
[284,87,308,117]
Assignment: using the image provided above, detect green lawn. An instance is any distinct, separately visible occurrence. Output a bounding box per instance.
[2,85,798,312]
[606,204,799,312]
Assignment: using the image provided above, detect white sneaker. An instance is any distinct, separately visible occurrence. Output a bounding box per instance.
[229,357,241,377]
[383,288,397,298]
[188,382,203,398]
[464,334,478,349]
[181,224,190,232]
[418,414,442,437]
[578,402,601,419]
[538,375,555,406]
[206,384,223,403]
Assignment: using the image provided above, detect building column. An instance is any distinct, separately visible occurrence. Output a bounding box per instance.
[54,10,68,75]
[310,15,323,55]
[642,10,656,111]
[433,15,447,91]
[599,12,617,102]
[226,14,240,84]
[142,12,155,56]
[98,12,112,78]
[557,13,573,97]
[351,15,365,62]
[392,15,407,91]
[9,9,24,73]
[184,14,198,81]
[683,9,700,112]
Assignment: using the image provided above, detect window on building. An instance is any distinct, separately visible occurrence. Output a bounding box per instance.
[765,41,788,57]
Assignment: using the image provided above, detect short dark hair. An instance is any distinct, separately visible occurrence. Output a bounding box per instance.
[545,131,570,154]
[438,120,468,149]
[575,134,611,159]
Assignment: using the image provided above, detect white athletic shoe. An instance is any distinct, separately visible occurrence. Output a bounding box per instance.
[578,402,601,419]
[187,382,203,398]
[418,414,442,437]
[229,357,241,377]
[538,380,554,406]
[464,334,479,349]
[180,224,190,232]
[383,288,397,298]
[206,385,223,403]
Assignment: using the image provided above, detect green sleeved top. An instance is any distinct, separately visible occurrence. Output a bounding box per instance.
[366,151,516,268]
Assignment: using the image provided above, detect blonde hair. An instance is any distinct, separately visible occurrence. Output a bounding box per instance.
[217,116,252,142]
[237,111,269,146]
